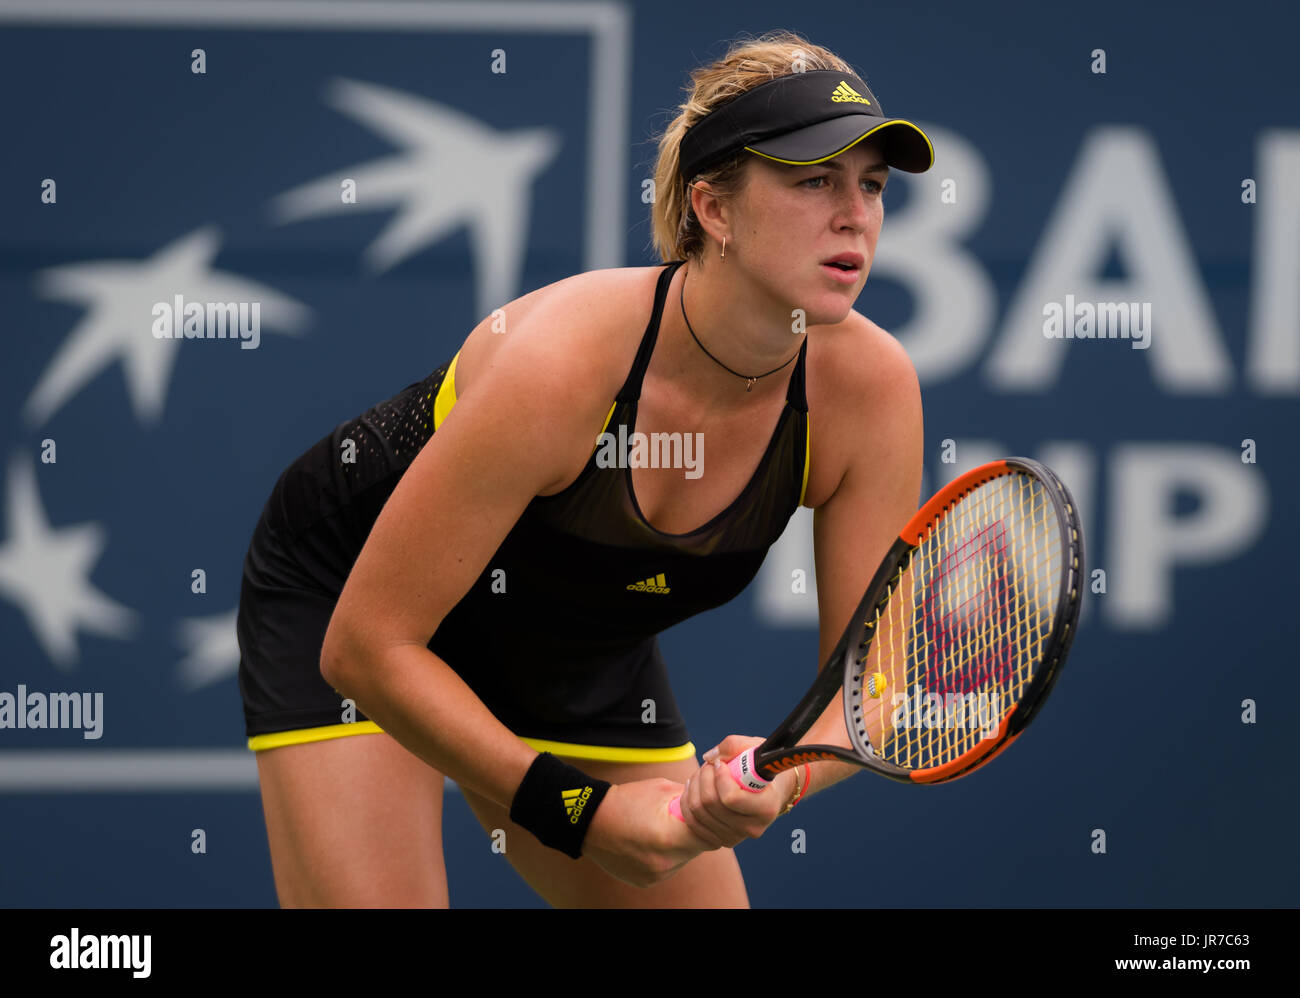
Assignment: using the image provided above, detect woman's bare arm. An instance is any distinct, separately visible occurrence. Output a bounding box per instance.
[801,316,924,795]
[320,276,624,802]
[318,275,712,884]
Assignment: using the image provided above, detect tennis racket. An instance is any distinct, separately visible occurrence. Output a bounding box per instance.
[671,456,1082,817]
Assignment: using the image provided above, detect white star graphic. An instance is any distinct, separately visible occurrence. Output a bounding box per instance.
[174,608,240,690]
[269,77,560,321]
[25,226,312,427]
[0,454,138,669]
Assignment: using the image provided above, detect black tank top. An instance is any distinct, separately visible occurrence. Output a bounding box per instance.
[316,259,810,740]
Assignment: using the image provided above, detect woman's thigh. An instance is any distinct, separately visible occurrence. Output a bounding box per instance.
[254,731,448,908]
[458,755,750,909]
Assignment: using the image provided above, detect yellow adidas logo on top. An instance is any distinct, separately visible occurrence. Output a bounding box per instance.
[831,80,871,105]
[562,786,594,824]
[627,572,671,594]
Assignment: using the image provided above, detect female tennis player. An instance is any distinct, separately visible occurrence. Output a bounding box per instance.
[236,29,931,907]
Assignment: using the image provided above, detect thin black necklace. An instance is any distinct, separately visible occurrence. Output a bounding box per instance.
[679,270,801,392]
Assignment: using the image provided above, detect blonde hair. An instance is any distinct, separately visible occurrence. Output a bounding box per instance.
[646,30,862,264]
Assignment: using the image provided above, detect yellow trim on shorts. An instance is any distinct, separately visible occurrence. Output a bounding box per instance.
[248,721,385,751]
[248,721,696,762]
[517,737,697,763]
[433,351,459,430]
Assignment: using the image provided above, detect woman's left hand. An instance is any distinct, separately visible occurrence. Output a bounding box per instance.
[675,734,801,849]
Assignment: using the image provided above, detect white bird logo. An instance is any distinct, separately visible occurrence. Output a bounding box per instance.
[269,77,562,320]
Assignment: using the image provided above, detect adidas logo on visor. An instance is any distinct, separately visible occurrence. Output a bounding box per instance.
[830,80,871,105]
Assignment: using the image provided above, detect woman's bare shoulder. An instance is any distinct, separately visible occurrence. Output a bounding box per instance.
[802,309,923,508]
[454,265,667,398]
[809,310,917,399]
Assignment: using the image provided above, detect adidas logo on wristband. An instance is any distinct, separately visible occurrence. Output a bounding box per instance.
[561,786,594,824]
[511,754,611,858]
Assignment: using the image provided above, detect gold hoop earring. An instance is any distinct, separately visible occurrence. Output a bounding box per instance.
[721,236,726,262]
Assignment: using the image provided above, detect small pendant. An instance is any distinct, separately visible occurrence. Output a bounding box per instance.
[746,378,756,392]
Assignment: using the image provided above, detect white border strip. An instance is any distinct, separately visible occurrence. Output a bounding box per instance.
[0,0,629,270]
[0,750,464,793]
[0,0,616,30]
[0,750,260,791]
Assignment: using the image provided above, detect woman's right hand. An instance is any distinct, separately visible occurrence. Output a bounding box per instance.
[580,778,716,887]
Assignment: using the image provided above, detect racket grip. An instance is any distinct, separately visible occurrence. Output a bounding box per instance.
[668,748,771,822]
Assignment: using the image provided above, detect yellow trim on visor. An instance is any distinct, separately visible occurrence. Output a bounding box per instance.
[744,118,935,172]
[248,721,697,763]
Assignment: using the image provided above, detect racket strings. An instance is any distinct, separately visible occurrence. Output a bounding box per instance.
[861,472,1061,772]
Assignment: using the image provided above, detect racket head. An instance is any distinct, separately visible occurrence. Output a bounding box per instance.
[842,457,1083,784]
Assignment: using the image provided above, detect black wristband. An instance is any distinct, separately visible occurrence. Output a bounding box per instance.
[509,753,612,859]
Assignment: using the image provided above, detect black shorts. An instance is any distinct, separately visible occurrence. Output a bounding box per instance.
[235,421,696,763]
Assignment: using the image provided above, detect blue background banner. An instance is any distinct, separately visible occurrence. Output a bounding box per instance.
[1,0,1295,907]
